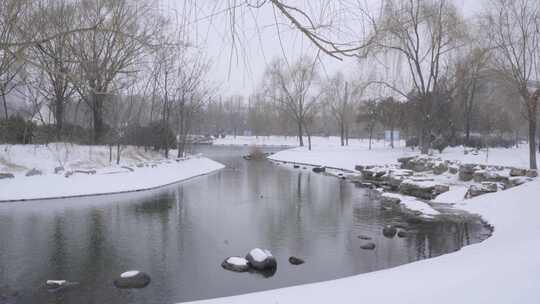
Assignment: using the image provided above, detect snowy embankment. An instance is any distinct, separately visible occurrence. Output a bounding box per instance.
[0,143,224,202]
[184,145,540,304]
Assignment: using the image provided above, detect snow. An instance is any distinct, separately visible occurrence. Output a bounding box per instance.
[46,280,67,285]
[120,271,140,278]
[214,136,405,148]
[432,186,469,204]
[226,257,249,267]
[382,192,440,216]
[181,145,540,304]
[400,179,440,189]
[0,145,225,201]
[249,248,272,262]
[0,143,171,176]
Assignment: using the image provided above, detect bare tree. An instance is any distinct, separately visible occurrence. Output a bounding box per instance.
[0,0,29,119]
[364,0,465,153]
[378,96,401,148]
[265,56,319,147]
[453,47,490,145]
[31,0,77,140]
[69,0,161,144]
[357,99,379,150]
[323,72,362,146]
[483,0,540,169]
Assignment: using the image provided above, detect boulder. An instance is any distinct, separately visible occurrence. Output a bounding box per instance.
[382,225,397,238]
[360,242,376,250]
[357,235,372,240]
[45,280,78,291]
[509,168,527,176]
[0,173,15,179]
[312,167,326,173]
[288,256,305,265]
[465,182,499,198]
[458,164,476,181]
[25,168,42,177]
[526,170,538,178]
[473,170,509,184]
[245,248,277,271]
[113,271,151,289]
[354,165,365,172]
[397,230,408,238]
[432,161,448,175]
[293,165,300,169]
[221,257,250,272]
[380,193,401,205]
[46,280,67,290]
[54,166,64,174]
[361,167,387,182]
[448,165,459,174]
[397,156,416,168]
[398,180,449,200]
[508,177,530,187]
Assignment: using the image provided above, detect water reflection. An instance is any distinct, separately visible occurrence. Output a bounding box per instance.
[0,145,489,304]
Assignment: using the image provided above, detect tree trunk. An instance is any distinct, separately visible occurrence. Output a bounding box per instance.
[109,145,112,163]
[420,94,431,154]
[340,119,344,146]
[92,93,105,144]
[528,112,537,169]
[390,125,394,148]
[1,92,8,120]
[55,95,64,140]
[297,121,304,146]
[116,143,121,165]
[368,126,373,150]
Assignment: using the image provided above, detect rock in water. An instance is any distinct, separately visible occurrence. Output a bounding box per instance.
[360,242,376,250]
[113,271,151,289]
[382,225,397,238]
[221,257,250,272]
[46,280,67,290]
[288,256,305,265]
[245,248,277,270]
[357,235,372,240]
[312,167,326,173]
[397,230,408,238]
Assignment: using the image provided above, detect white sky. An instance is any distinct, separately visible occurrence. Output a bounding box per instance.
[157,0,484,97]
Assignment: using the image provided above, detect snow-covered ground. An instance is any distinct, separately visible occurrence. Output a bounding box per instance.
[0,143,224,201]
[184,144,540,304]
[1,143,167,175]
[270,144,537,170]
[213,135,405,148]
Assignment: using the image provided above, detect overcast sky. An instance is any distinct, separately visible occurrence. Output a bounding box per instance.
[158,0,485,97]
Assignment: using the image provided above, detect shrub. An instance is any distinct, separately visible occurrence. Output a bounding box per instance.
[431,136,449,153]
[0,116,35,144]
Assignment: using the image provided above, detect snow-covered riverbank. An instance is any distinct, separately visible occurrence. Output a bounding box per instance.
[184,145,540,304]
[0,144,224,202]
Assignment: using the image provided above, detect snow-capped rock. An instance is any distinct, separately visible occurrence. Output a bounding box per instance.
[222,257,250,272]
[245,248,277,270]
[113,270,151,289]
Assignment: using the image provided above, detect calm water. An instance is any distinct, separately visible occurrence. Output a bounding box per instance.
[0,146,489,304]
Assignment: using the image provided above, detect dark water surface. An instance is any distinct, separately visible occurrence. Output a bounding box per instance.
[0,146,489,304]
